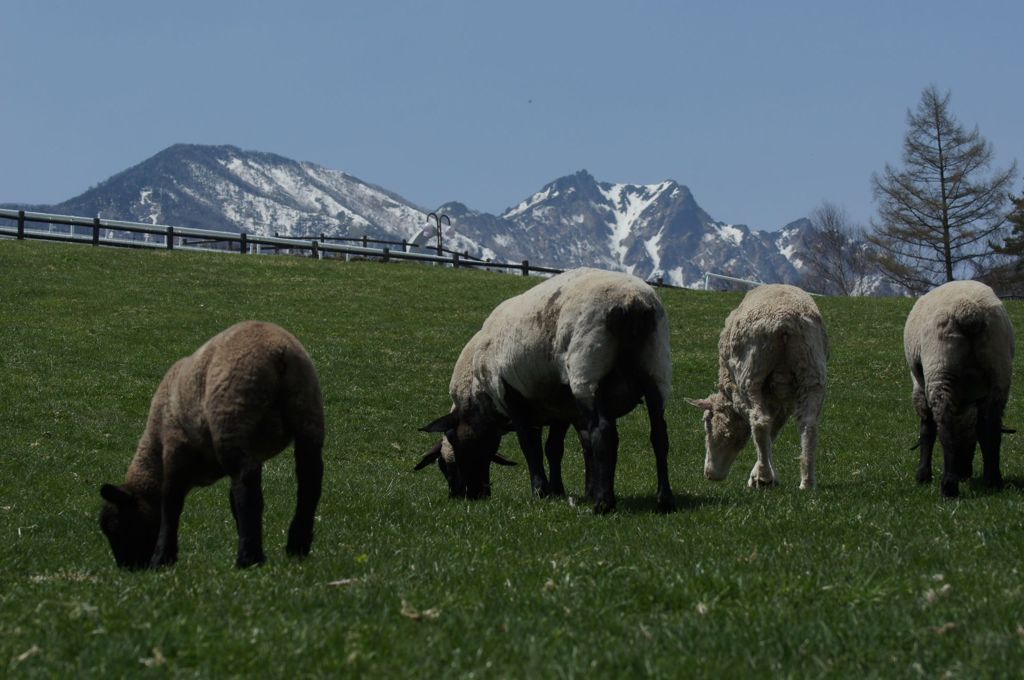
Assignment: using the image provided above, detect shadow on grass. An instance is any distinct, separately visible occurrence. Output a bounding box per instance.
[613,492,727,514]
[961,475,1024,497]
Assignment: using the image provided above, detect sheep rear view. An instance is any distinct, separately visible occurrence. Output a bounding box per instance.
[99,321,324,569]
[415,267,675,514]
[687,284,829,489]
[904,280,1014,498]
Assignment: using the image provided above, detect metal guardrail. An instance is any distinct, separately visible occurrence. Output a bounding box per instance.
[702,271,764,290]
[701,270,822,296]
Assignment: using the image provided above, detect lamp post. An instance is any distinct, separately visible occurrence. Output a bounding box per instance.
[427,212,450,257]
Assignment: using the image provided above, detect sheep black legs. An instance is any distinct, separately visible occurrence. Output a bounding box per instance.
[286,435,324,557]
[921,398,1005,498]
[915,414,937,484]
[515,425,551,498]
[230,464,266,568]
[644,385,675,513]
[577,402,619,514]
[151,481,188,568]
[937,419,961,498]
[544,422,569,497]
[977,398,1006,489]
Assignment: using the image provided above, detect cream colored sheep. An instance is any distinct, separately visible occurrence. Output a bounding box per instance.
[904,280,1014,497]
[99,321,324,569]
[687,284,828,489]
[415,267,675,514]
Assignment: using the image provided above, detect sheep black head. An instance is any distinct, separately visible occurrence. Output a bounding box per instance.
[99,484,160,570]
[414,411,515,499]
[686,394,751,481]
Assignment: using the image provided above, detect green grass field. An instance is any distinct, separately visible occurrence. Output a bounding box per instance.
[2,240,1024,678]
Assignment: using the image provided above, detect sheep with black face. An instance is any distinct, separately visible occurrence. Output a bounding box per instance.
[415,268,675,514]
[99,321,324,569]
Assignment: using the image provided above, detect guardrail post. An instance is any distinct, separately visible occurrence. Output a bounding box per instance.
[240,232,248,254]
[382,247,390,263]
[166,226,174,250]
[521,259,529,276]
[92,217,101,246]
[402,238,408,253]
[362,235,368,248]
[452,252,460,268]
[312,240,320,259]
[17,210,25,239]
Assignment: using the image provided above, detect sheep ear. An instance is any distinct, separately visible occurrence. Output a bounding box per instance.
[413,441,443,471]
[100,483,134,507]
[420,412,458,433]
[684,397,714,411]
[491,453,517,467]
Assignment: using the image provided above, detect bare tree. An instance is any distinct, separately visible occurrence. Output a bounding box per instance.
[868,85,1017,294]
[986,186,1024,295]
[801,202,873,295]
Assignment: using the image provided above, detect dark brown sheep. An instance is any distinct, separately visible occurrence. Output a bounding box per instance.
[99,321,324,569]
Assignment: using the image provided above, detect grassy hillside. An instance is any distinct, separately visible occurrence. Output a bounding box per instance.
[2,240,1023,678]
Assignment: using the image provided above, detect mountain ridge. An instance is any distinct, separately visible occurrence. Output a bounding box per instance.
[4,143,828,289]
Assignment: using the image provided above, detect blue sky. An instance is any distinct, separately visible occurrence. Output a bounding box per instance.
[3,0,1021,232]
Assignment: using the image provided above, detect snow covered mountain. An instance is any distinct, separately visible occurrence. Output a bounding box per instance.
[6,144,827,289]
[439,170,810,287]
[12,144,497,258]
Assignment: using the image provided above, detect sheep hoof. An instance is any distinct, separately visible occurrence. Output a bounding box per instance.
[150,551,177,569]
[655,492,676,514]
[916,468,933,484]
[592,497,616,514]
[747,477,778,490]
[798,480,816,491]
[236,551,266,569]
[286,538,313,558]
[287,524,314,557]
[940,479,960,498]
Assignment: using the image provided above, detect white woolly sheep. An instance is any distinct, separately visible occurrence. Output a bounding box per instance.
[414,267,675,514]
[687,284,828,489]
[904,280,1014,497]
[99,321,324,569]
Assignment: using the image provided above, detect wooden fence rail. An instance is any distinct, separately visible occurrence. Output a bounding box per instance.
[0,208,566,278]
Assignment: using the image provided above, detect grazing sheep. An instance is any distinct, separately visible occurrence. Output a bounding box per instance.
[904,280,1014,498]
[99,321,324,569]
[414,267,675,514]
[687,284,828,489]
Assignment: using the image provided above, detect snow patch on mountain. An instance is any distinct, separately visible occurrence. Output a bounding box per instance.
[138,189,160,224]
[598,181,672,265]
[505,186,556,219]
[645,229,664,273]
[775,227,806,270]
[704,223,744,246]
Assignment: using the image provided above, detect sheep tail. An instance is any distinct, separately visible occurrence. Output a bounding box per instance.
[950,298,990,336]
[605,296,659,343]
